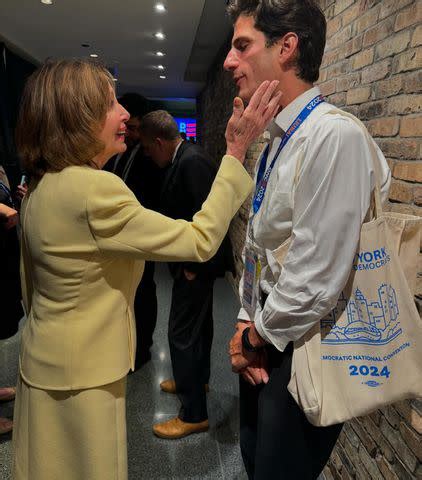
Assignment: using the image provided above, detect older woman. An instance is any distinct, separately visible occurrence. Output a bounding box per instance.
[11,59,280,480]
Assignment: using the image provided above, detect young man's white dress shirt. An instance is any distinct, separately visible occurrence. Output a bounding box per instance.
[238,86,391,351]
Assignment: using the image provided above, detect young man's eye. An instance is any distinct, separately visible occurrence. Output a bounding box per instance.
[238,43,248,52]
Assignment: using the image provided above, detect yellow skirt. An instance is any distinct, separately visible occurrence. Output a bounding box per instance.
[12,374,127,480]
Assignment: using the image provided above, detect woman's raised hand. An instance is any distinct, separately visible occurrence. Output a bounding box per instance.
[225,80,281,163]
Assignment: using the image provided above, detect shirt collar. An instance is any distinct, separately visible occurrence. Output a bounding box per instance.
[273,86,321,133]
[128,143,141,159]
[171,139,184,164]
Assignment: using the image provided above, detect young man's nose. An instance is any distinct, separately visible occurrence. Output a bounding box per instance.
[223,49,238,71]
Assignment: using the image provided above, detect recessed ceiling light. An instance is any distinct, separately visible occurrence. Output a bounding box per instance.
[113,78,118,82]
[155,3,166,12]
[90,53,99,58]
[156,51,165,57]
[159,75,166,79]
[41,0,53,4]
[157,65,165,70]
[154,32,165,40]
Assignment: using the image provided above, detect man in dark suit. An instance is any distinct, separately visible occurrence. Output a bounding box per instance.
[104,93,163,370]
[140,110,235,439]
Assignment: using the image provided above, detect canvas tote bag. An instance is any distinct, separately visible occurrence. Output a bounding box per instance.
[270,108,422,427]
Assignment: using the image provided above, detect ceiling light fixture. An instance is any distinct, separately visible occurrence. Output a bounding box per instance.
[159,75,166,79]
[157,65,165,70]
[154,32,165,40]
[90,53,99,58]
[113,78,118,82]
[156,51,165,57]
[41,0,53,4]
[155,3,166,12]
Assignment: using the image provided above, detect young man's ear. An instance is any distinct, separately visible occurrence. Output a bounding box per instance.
[278,32,299,65]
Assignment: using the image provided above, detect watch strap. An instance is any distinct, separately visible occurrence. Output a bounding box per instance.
[242,326,262,352]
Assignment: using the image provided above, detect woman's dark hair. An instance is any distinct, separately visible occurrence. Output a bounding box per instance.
[227,0,326,83]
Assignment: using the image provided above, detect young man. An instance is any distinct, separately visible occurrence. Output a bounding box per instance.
[224,1,391,478]
[140,110,236,439]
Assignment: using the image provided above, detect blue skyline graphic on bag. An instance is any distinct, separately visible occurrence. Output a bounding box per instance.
[321,284,402,345]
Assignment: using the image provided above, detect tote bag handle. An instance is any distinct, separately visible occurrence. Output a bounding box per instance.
[325,108,384,219]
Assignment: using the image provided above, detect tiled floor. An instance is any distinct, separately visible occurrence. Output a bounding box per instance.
[0,263,248,479]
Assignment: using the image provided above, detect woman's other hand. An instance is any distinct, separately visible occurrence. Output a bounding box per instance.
[225,80,281,163]
[0,203,18,230]
[183,269,197,281]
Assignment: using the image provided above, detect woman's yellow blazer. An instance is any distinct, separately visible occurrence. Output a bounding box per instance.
[19,155,253,390]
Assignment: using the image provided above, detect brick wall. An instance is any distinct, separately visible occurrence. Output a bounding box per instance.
[197,1,422,478]
[317,1,422,478]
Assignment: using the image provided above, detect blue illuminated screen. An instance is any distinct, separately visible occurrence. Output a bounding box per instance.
[174,117,196,139]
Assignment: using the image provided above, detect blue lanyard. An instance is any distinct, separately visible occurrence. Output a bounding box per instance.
[252,94,325,214]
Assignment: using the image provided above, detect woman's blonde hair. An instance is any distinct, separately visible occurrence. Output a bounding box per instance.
[16,59,115,179]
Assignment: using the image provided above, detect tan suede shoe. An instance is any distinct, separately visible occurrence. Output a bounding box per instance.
[153,417,209,439]
[159,379,209,394]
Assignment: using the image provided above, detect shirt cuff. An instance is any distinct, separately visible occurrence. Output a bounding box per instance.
[237,307,251,321]
[253,310,290,352]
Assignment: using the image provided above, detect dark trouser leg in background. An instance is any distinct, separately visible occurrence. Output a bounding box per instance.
[134,261,157,369]
[239,343,343,480]
[168,274,215,423]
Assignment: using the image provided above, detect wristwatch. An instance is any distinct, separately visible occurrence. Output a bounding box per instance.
[242,326,262,352]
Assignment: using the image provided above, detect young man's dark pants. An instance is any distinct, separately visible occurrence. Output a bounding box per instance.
[239,343,342,479]
[134,261,157,368]
[168,272,214,423]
